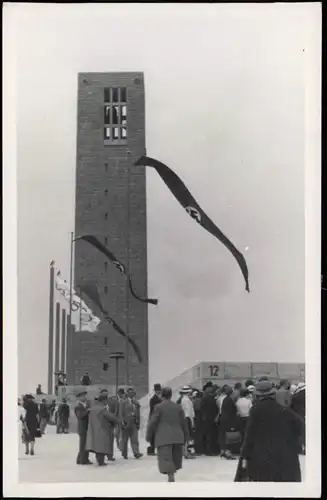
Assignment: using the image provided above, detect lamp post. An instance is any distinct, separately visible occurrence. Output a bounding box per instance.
[109,352,125,396]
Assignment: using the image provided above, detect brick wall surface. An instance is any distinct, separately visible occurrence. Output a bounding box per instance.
[71,72,149,399]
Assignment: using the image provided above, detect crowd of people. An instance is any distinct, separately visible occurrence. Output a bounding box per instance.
[18,376,305,483]
[146,378,306,482]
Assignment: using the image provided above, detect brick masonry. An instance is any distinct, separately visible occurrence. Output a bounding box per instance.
[70,72,149,398]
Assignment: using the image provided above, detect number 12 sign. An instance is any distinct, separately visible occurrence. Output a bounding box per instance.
[207,364,220,377]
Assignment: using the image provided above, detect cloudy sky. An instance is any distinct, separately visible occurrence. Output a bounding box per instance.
[9,3,318,394]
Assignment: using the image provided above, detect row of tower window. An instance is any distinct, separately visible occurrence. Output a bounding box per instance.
[104,87,127,142]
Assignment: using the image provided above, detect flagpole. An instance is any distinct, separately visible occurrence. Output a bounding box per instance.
[48,262,55,394]
[67,231,74,383]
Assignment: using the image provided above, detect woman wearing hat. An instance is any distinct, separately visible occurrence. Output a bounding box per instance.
[21,394,39,456]
[218,385,238,459]
[238,380,303,482]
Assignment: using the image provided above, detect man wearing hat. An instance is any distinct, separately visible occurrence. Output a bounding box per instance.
[86,393,120,466]
[75,390,92,465]
[240,380,303,482]
[147,383,162,456]
[119,387,143,459]
[179,386,196,459]
[200,382,219,456]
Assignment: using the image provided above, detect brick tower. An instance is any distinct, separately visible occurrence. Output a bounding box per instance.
[71,72,148,397]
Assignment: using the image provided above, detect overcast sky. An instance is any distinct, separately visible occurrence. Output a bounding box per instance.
[11,3,318,394]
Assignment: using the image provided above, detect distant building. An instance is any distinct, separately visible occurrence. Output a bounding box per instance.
[70,72,149,398]
[164,361,305,398]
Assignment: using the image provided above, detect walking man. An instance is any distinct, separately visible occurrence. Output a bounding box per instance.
[146,386,189,483]
[75,390,92,465]
[120,387,143,460]
[147,383,162,456]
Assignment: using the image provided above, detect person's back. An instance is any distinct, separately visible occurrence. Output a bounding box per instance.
[242,397,303,481]
[148,399,187,448]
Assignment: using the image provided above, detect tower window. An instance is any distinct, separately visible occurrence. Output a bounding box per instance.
[104,212,108,220]
[104,261,108,271]
[103,87,128,144]
[104,237,108,246]
[112,88,119,102]
[120,87,127,102]
[104,337,108,346]
[104,286,108,294]
[104,188,108,196]
[104,88,110,102]
[102,362,109,371]
[104,163,108,172]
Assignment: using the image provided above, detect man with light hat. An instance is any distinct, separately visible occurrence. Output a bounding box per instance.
[179,386,195,459]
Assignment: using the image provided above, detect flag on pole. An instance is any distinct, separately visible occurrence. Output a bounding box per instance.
[55,270,101,333]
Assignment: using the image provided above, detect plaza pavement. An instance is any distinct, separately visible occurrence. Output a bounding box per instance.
[18,426,306,483]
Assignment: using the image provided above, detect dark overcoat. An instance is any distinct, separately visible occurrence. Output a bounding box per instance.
[241,398,303,482]
[149,393,162,417]
[23,400,39,438]
[290,390,305,420]
[86,402,120,455]
[146,400,188,448]
[220,395,238,431]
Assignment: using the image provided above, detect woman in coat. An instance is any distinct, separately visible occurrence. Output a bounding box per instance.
[218,385,239,459]
[21,394,39,455]
[86,393,120,466]
[240,380,303,482]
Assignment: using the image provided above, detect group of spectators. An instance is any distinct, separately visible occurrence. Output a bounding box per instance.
[145,378,306,482]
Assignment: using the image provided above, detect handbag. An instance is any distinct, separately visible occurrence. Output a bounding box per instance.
[226,428,242,445]
[35,428,42,438]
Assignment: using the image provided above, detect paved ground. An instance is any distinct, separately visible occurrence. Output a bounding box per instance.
[18,425,306,483]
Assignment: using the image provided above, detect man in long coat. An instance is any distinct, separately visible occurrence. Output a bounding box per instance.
[200,382,219,456]
[147,383,162,456]
[86,393,120,466]
[146,386,189,482]
[74,390,92,465]
[240,380,303,482]
[119,387,143,460]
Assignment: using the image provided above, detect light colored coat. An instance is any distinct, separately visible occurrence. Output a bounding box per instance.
[86,402,120,454]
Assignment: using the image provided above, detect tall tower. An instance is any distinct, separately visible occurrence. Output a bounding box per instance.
[72,72,148,397]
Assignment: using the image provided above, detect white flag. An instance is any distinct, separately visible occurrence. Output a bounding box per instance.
[55,272,101,333]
